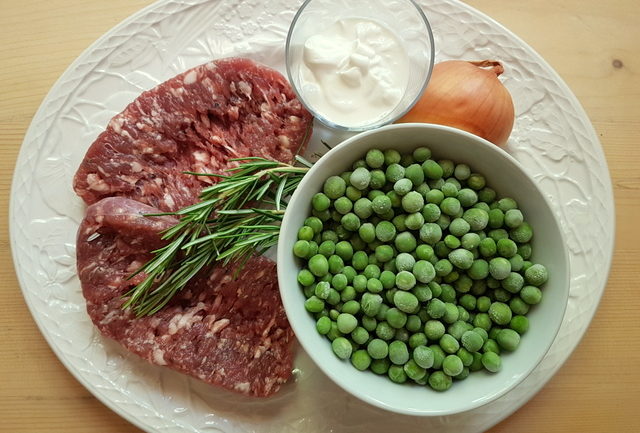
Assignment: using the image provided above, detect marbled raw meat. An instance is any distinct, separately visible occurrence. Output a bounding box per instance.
[76,197,294,397]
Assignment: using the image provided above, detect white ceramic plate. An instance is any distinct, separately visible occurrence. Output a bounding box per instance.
[10,0,614,432]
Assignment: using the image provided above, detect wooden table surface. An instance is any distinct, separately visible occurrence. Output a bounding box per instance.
[1,0,638,432]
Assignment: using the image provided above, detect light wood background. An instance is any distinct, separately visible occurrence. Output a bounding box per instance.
[1,0,638,432]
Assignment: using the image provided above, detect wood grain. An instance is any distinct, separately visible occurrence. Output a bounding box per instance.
[1,0,638,432]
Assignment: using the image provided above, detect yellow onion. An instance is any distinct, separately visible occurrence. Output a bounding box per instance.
[398,60,515,146]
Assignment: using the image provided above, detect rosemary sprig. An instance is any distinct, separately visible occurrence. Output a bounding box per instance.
[122,156,311,317]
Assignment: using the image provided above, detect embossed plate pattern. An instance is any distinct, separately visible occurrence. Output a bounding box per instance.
[10,0,613,432]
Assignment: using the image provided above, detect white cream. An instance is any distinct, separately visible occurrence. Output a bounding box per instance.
[299,18,409,128]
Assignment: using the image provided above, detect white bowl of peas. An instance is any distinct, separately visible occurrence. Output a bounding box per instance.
[277,123,569,416]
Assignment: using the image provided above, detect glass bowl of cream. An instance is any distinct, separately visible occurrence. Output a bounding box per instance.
[285,0,435,131]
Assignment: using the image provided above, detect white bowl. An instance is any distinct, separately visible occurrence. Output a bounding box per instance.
[277,123,570,416]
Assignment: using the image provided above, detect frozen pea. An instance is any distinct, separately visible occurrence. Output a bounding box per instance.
[521,285,543,304]
[483,339,501,354]
[461,330,484,352]
[448,320,473,340]
[316,316,331,335]
[340,286,356,302]
[488,302,512,325]
[434,259,453,277]
[441,182,458,198]
[369,169,386,189]
[388,365,408,383]
[396,271,417,290]
[350,350,371,371]
[342,299,361,315]
[525,264,548,286]
[362,315,378,332]
[443,355,464,376]
[468,259,490,280]
[504,209,524,228]
[333,197,353,215]
[366,278,383,293]
[488,208,504,229]
[318,240,335,257]
[334,241,354,261]
[413,345,435,369]
[422,203,441,222]
[439,159,455,177]
[394,178,413,196]
[394,291,419,313]
[448,218,470,237]
[422,159,443,180]
[416,244,435,261]
[365,149,385,168]
[510,315,530,334]
[389,340,410,365]
[440,197,461,216]
[509,296,530,315]
[395,232,417,253]
[353,198,373,219]
[386,163,405,183]
[308,254,329,276]
[345,186,362,202]
[314,281,331,299]
[463,208,489,231]
[439,334,460,354]
[467,173,486,190]
[297,226,314,241]
[497,238,518,258]
[479,237,497,257]
[481,351,502,373]
[312,192,331,212]
[478,187,496,203]
[358,222,376,243]
[444,234,461,250]
[379,270,396,289]
[341,213,360,231]
[331,337,353,360]
[405,163,425,186]
[510,222,533,243]
[371,194,392,215]
[409,332,428,349]
[448,249,474,270]
[392,214,407,232]
[509,254,524,272]
[412,146,431,162]
[413,260,436,283]
[405,315,422,333]
[489,257,511,280]
[428,371,452,392]
[376,321,396,340]
[371,358,391,375]
[405,212,425,230]
[386,308,408,329]
[496,329,521,352]
[374,245,394,263]
[419,223,442,245]
[328,255,344,274]
[396,252,416,272]
[297,268,315,286]
[473,313,492,331]
[518,243,533,260]
[361,292,383,317]
[375,220,396,242]
[442,302,460,324]
[502,272,524,293]
[350,167,371,191]
[402,191,424,213]
[493,288,512,303]
[323,176,346,199]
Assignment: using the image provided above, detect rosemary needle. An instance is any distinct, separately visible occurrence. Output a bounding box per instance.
[122,156,311,317]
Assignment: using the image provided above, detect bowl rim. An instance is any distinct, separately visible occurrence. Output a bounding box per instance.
[284,0,435,132]
[277,123,570,416]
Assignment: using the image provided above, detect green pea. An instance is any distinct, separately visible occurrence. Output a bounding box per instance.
[521,285,543,305]
[318,240,335,257]
[324,176,347,199]
[385,163,405,183]
[345,185,362,202]
[333,196,352,215]
[467,173,486,190]
[463,208,489,231]
[502,272,524,294]
[393,178,413,196]
[461,330,484,352]
[443,355,464,376]
[372,220,395,243]
[525,264,548,286]
[340,285,356,302]
[510,221,533,243]
[489,257,511,280]
[481,351,502,373]
[425,190,444,207]
[479,237,497,257]
[387,365,407,383]
[394,232,417,253]
[350,167,371,190]
[518,243,532,260]
[394,291,419,313]
[444,234,461,249]
[488,301,512,325]
[389,340,410,365]
[510,315,530,334]
[362,316,377,332]
[442,302,460,324]
[473,312,492,331]
[419,223,442,245]
[405,212,425,230]
[409,332,428,349]
[331,337,352,360]
[422,159,443,180]
[416,244,435,261]
[427,370,452,392]
[395,252,415,272]
[341,213,361,232]
[497,238,518,258]
[376,321,396,340]
[411,260,435,284]
[364,148,384,168]
[440,197,461,216]
[371,194,392,215]
[312,192,331,212]
[304,295,325,313]
[448,249,474,270]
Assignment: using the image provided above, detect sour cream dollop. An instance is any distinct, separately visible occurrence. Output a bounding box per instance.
[299,18,410,128]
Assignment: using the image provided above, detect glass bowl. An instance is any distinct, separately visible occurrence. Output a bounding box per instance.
[285,0,435,131]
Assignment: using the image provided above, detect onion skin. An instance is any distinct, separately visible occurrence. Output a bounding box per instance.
[397,60,515,146]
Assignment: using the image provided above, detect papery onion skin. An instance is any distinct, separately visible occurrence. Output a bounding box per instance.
[397,60,515,146]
